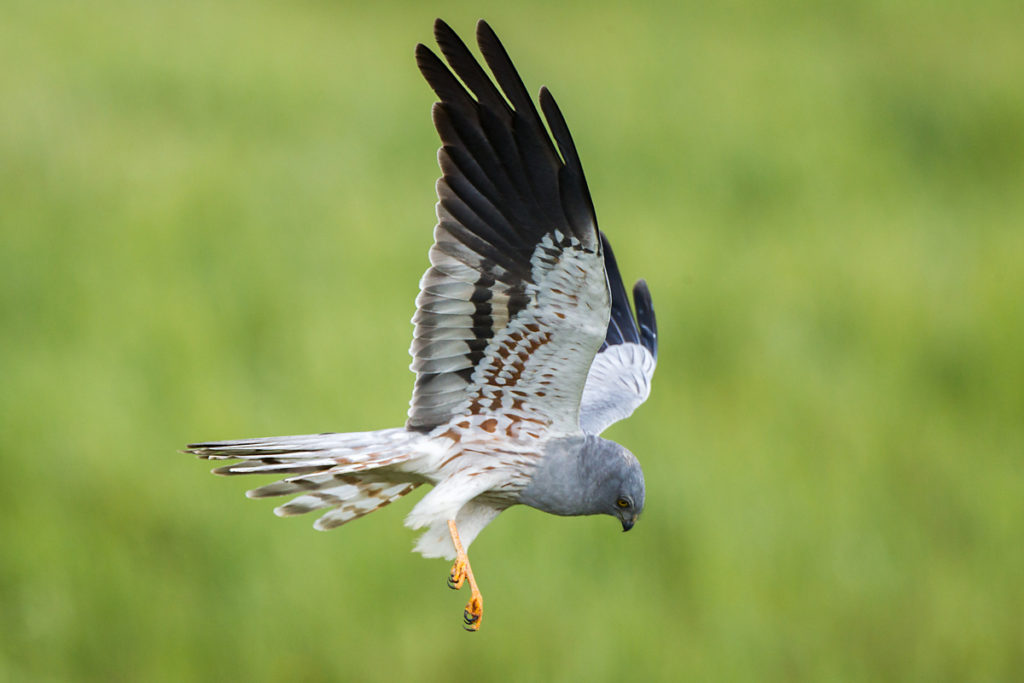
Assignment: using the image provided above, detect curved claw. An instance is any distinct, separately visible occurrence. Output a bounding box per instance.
[447,519,484,631]
[463,595,483,631]
[448,559,467,590]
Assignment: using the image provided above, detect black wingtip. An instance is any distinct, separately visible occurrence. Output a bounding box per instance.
[600,233,641,349]
[434,17,453,37]
[476,19,496,44]
[538,87,576,167]
[414,42,432,69]
[474,18,536,116]
[633,279,658,360]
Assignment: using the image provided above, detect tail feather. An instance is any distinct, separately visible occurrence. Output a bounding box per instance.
[210,459,339,476]
[269,474,420,531]
[186,428,414,477]
[185,427,423,531]
[308,480,419,530]
[187,432,367,457]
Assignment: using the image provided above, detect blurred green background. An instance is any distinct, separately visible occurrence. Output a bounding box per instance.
[2,0,1022,680]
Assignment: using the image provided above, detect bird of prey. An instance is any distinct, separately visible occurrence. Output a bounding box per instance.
[185,19,658,631]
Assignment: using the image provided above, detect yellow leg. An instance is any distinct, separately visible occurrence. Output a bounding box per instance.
[447,519,484,631]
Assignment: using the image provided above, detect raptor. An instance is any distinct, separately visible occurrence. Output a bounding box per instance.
[186,19,658,631]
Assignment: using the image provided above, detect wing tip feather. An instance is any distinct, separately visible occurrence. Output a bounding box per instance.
[632,279,658,360]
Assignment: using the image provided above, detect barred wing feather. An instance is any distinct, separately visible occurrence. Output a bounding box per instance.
[408,20,609,436]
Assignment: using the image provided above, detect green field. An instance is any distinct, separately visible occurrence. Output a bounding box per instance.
[2,1,1022,681]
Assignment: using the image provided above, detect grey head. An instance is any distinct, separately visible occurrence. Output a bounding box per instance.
[518,435,645,531]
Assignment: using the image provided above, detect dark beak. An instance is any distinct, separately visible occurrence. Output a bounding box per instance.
[621,515,636,532]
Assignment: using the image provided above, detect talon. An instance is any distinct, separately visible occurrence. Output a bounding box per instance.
[447,520,484,631]
[462,594,483,631]
[448,559,466,590]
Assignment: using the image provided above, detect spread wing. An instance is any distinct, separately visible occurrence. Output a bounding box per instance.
[407,20,609,436]
[579,234,658,435]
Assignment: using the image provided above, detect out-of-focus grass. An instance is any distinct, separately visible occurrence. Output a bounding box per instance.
[2,1,1022,681]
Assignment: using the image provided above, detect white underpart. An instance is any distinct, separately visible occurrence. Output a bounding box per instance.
[396,233,611,556]
[412,501,504,560]
[397,416,542,558]
[579,342,656,435]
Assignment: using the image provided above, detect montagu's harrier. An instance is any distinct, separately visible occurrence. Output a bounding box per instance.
[186,19,658,631]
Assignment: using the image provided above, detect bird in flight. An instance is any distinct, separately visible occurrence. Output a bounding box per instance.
[185,19,658,631]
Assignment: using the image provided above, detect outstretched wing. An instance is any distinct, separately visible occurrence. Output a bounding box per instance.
[579,233,658,435]
[407,20,609,436]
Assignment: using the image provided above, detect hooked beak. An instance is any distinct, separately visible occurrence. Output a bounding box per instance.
[621,514,637,532]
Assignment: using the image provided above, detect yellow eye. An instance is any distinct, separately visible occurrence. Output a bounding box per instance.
[616,498,630,509]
